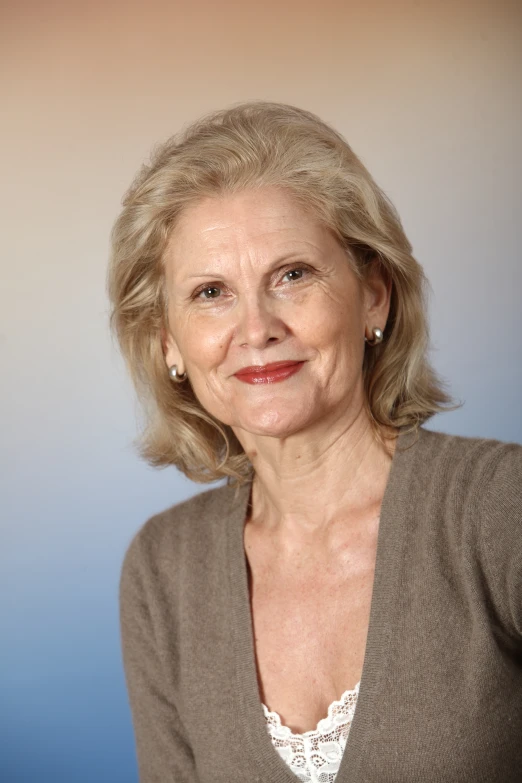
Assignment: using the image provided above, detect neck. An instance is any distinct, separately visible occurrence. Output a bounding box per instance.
[234,404,398,538]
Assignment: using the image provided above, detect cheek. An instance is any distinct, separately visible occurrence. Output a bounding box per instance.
[296,290,364,352]
[181,317,229,368]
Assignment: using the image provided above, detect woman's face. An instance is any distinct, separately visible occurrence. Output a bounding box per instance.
[162,186,390,439]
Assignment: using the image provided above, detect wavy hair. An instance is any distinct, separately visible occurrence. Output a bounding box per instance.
[107,100,452,486]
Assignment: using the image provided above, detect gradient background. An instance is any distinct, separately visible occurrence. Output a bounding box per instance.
[2,0,521,781]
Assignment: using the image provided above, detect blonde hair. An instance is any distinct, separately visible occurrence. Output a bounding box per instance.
[107,100,452,486]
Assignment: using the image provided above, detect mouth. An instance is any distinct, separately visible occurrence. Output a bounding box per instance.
[233,360,305,385]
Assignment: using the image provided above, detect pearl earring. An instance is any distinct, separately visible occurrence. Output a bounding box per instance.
[168,364,188,383]
[365,326,384,346]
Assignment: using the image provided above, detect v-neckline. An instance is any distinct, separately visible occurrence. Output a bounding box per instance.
[226,427,419,783]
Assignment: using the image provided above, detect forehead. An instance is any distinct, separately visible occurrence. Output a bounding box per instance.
[165,186,335,269]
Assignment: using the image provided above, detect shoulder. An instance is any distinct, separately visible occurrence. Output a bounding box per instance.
[396,426,522,562]
[410,427,522,640]
[406,426,522,497]
[119,481,243,595]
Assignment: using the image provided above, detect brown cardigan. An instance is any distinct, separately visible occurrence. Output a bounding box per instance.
[119,426,522,782]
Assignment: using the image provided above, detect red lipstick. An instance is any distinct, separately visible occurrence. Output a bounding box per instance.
[234,360,305,385]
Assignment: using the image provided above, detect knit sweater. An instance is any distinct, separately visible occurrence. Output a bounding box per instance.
[119,426,522,783]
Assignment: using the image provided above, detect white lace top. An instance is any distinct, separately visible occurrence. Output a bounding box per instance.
[262,682,360,782]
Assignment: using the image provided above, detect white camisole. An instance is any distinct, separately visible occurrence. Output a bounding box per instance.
[262,682,360,782]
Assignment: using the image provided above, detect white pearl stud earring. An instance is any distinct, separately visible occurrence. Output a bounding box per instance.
[365,327,384,346]
[168,365,188,382]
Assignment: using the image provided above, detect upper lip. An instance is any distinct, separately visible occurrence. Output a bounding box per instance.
[234,360,303,375]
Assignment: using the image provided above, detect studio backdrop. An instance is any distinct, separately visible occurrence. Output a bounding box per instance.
[2,1,521,781]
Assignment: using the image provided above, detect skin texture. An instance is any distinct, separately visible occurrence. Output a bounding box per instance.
[163,186,396,732]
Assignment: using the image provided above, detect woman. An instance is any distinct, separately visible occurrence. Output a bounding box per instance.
[108,102,522,783]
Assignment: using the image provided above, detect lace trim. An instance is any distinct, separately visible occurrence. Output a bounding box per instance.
[262,682,360,783]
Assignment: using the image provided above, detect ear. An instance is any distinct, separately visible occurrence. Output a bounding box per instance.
[161,325,184,373]
[362,259,392,334]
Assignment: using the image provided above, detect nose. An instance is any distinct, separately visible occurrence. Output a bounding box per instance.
[236,291,287,349]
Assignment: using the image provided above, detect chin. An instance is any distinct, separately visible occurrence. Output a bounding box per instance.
[234,405,315,438]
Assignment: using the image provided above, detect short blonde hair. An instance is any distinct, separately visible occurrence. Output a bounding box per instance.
[107,100,452,485]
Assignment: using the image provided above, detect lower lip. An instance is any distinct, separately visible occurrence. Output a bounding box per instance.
[234,362,305,385]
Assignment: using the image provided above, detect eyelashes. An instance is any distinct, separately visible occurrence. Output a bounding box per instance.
[193,284,222,301]
[192,265,312,302]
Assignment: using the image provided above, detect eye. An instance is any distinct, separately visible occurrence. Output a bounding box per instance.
[281,267,309,284]
[194,284,223,300]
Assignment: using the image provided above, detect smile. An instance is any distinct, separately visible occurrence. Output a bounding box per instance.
[233,361,305,385]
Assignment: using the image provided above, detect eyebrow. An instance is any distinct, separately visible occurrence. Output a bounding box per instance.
[181,251,315,281]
